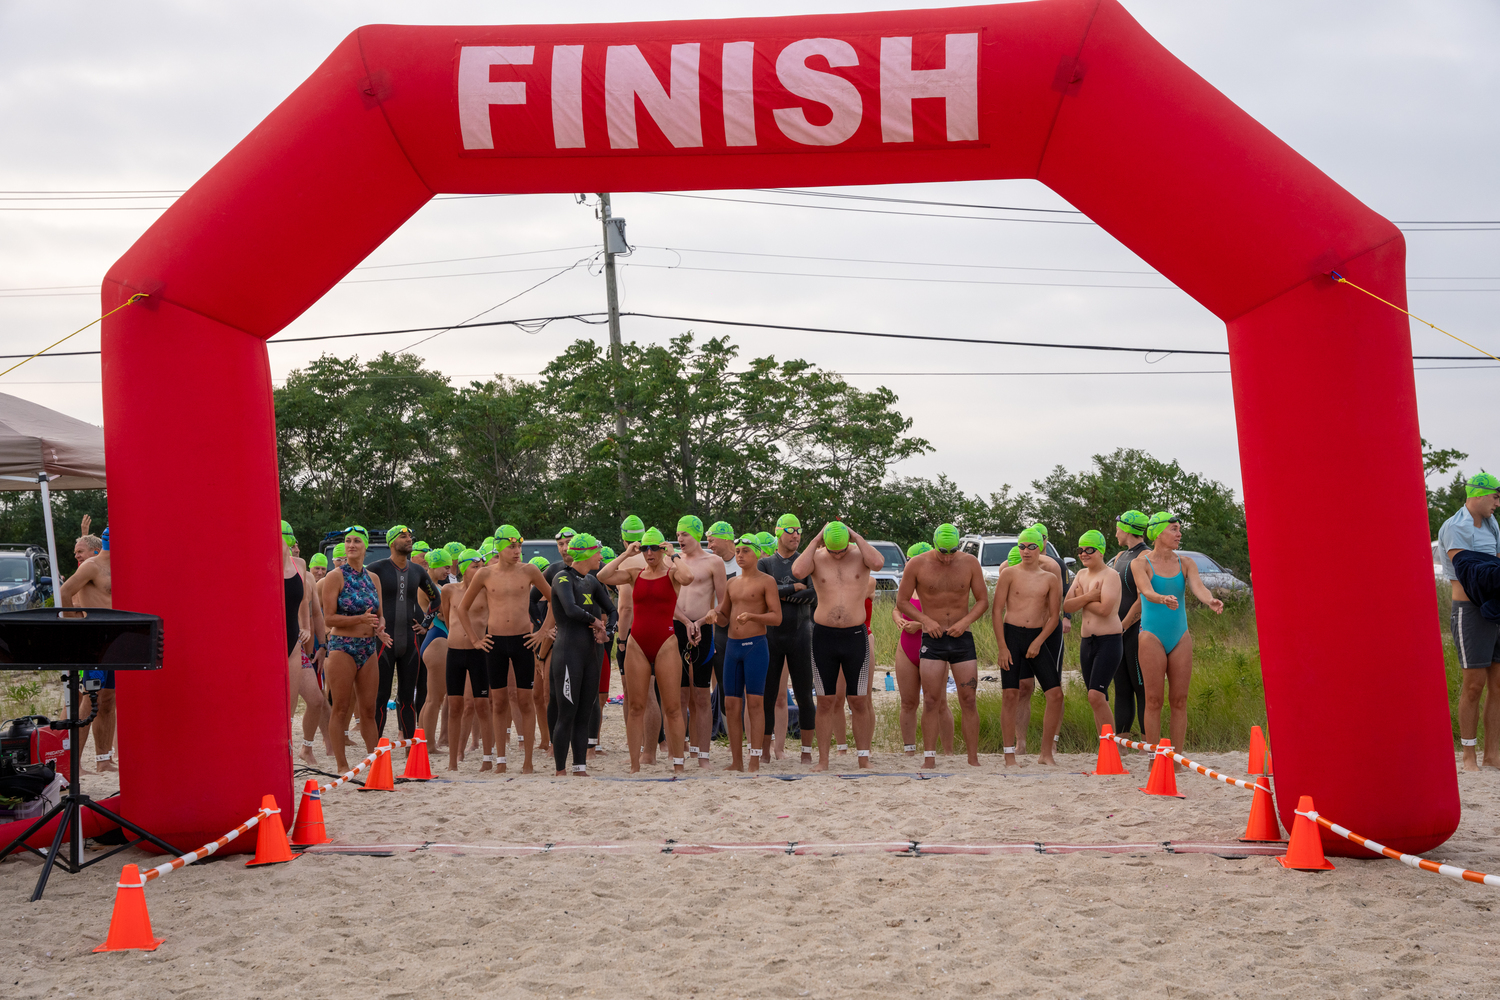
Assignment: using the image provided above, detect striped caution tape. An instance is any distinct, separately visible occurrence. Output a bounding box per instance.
[140,806,273,884]
[1297,807,1500,888]
[317,737,423,792]
[1109,734,1157,753]
[1107,733,1258,792]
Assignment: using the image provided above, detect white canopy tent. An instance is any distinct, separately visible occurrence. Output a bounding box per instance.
[0,392,107,601]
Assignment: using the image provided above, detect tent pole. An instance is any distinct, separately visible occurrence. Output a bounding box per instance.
[38,472,61,609]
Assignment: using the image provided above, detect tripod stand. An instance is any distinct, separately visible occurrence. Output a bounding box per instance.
[1,670,182,901]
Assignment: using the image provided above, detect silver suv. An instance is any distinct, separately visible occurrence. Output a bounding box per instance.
[865,540,906,591]
[959,534,1073,586]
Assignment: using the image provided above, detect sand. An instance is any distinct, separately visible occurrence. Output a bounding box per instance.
[5,700,1500,999]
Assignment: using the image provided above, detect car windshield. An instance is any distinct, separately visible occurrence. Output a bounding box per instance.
[979,543,1013,566]
[871,543,904,571]
[1185,552,1222,574]
[0,555,30,583]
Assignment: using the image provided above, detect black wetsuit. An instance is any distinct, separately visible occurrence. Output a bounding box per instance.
[1111,541,1150,733]
[367,556,443,740]
[548,566,617,772]
[758,549,817,740]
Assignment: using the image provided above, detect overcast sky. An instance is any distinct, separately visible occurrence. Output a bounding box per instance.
[1,0,1495,504]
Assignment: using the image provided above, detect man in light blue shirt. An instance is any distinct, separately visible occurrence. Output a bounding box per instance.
[1438,472,1500,770]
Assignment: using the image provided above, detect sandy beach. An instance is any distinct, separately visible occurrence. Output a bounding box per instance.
[4,701,1499,1000]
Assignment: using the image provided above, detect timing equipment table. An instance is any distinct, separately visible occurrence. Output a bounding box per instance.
[0,608,181,900]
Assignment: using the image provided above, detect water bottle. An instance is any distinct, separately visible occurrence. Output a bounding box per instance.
[387,699,397,711]
[884,672,895,691]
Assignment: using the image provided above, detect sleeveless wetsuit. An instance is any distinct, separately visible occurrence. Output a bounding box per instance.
[284,571,303,657]
[630,571,677,663]
[328,567,380,667]
[1140,556,1188,655]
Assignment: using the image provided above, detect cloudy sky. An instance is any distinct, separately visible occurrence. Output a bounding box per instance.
[1,0,1495,503]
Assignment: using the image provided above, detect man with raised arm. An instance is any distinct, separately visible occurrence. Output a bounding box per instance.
[791,521,884,771]
[62,526,114,771]
[991,527,1063,767]
[896,523,990,768]
[673,515,727,766]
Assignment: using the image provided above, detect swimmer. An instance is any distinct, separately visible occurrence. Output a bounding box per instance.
[548,534,617,776]
[332,541,347,572]
[320,526,391,774]
[62,528,115,770]
[897,524,990,768]
[1132,513,1223,760]
[1012,523,1068,756]
[412,541,430,570]
[1063,530,1123,735]
[992,527,1063,766]
[892,541,954,757]
[443,550,494,770]
[759,515,818,763]
[791,521,883,770]
[704,535,781,772]
[308,551,328,583]
[417,548,454,746]
[1440,473,1500,770]
[673,516,727,766]
[282,521,329,767]
[598,529,697,772]
[1109,510,1151,735]
[368,525,442,740]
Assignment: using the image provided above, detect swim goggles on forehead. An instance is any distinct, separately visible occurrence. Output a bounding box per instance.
[344,525,368,539]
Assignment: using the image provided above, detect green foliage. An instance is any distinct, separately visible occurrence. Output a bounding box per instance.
[0,489,108,577]
[1422,437,1481,539]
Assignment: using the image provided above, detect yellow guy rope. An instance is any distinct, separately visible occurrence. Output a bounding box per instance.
[0,292,150,380]
[1329,270,1499,363]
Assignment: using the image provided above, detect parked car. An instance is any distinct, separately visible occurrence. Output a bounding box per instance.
[522,540,560,565]
[0,543,53,612]
[865,540,906,590]
[1432,540,1447,581]
[959,534,1073,587]
[1179,550,1250,592]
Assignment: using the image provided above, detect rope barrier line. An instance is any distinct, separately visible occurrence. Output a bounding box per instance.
[0,292,148,379]
[300,838,1281,858]
[1297,808,1500,888]
[316,738,422,792]
[1329,271,1500,363]
[1105,733,1259,792]
[1110,734,1157,753]
[137,806,273,884]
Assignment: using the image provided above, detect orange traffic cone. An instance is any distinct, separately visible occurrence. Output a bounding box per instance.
[1093,724,1129,775]
[93,864,165,952]
[290,779,330,846]
[1277,794,1335,871]
[1138,738,1184,798]
[1249,725,1270,775]
[401,728,434,780]
[1240,772,1285,842]
[246,794,302,866]
[361,739,395,791]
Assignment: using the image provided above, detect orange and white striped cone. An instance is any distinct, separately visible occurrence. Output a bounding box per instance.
[401,729,434,780]
[1092,724,1129,775]
[1240,772,1285,843]
[1137,738,1184,798]
[1277,795,1335,870]
[290,779,330,846]
[93,864,165,952]
[360,738,395,791]
[245,794,301,866]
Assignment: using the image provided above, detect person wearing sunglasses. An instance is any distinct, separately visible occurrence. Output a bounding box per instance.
[791,520,885,770]
[320,526,392,774]
[758,514,820,763]
[896,523,990,768]
[1131,512,1224,762]
[992,527,1063,767]
[1063,530,1123,736]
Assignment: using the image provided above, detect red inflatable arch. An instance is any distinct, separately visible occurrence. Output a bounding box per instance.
[102,0,1455,855]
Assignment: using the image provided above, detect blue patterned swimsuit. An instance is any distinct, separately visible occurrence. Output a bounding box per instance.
[328,567,381,666]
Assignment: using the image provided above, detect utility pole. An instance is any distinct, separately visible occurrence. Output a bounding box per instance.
[598,193,631,502]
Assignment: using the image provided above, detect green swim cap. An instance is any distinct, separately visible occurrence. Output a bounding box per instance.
[707,520,734,542]
[333,542,347,559]
[281,519,295,539]
[734,534,759,548]
[601,545,617,561]
[755,531,776,556]
[309,552,328,568]
[1078,529,1107,552]
[907,541,933,558]
[1030,523,1048,539]
[1007,546,1022,566]
[427,549,451,568]
[823,521,850,551]
[1117,510,1149,535]
[641,527,666,547]
[1017,527,1044,549]
[344,525,369,546]
[568,532,603,559]
[529,555,552,570]
[676,515,704,541]
[933,523,961,552]
[1467,472,1500,498]
[458,548,482,571]
[776,513,801,535]
[620,514,645,543]
[1146,511,1180,543]
[413,541,430,553]
[444,541,464,557]
[386,524,411,545]
[495,524,522,547]
[555,526,577,540]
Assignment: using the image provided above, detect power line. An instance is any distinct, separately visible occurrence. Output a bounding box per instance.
[620,262,1172,290]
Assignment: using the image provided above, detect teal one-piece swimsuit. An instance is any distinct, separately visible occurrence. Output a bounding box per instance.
[1140,558,1188,654]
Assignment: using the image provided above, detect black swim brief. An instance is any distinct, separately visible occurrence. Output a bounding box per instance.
[1002,622,1060,692]
[917,631,977,664]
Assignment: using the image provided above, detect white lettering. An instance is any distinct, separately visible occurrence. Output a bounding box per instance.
[721,41,756,147]
[879,34,979,143]
[458,46,534,150]
[551,45,585,148]
[605,44,703,149]
[773,38,862,146]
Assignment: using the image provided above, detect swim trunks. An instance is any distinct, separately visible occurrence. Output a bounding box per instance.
[1001,623,1059,692]
[723,635,770,700]
[812,623,871,697]
[1452,599,1500,669]
[485,633,536,690]
[1079,633,1123,695]
[446,646,490,697]
[675,619,716,688]
[918,631,977,664]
